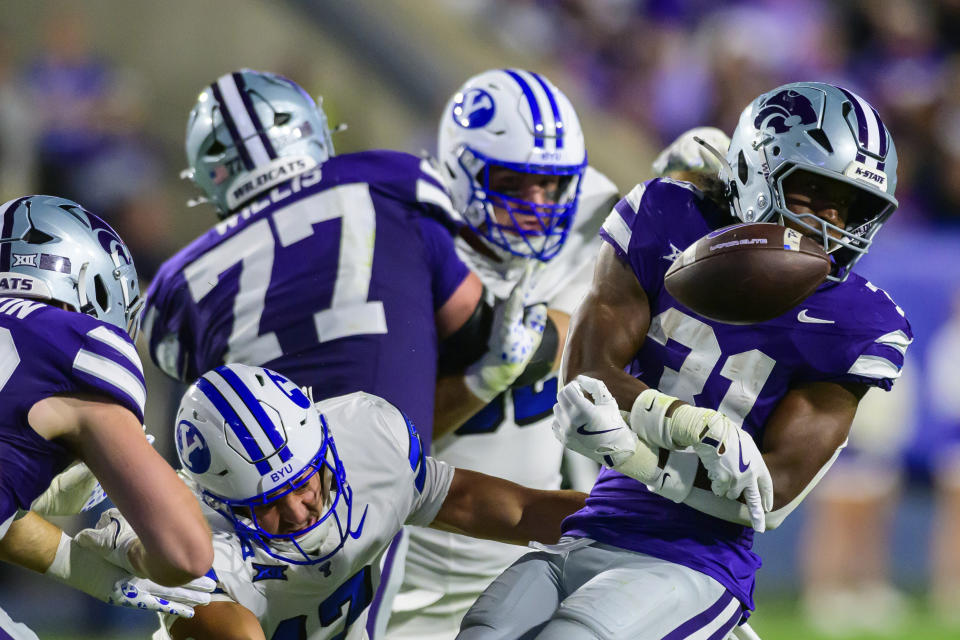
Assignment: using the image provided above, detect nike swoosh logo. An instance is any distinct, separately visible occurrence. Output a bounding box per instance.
[659,472,672,488]
[797,309,835,324]
[576,425,621,435]
[737,434,750,472]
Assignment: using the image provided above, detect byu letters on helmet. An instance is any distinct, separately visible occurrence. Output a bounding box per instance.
[175,364,354,565]
[0,195,142,337]
[184,69,336,217]
[725,82,898,281]
[438,69,587,261]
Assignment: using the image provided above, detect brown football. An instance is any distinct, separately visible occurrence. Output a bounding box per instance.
[664,222,830,324]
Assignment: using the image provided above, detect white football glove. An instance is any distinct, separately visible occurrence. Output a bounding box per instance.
[465,262,548,402]
[73,507,140,575]
[652,126,731,176]
[630,389,773,532]
[30,462,106,516]
[553,376,660,484]
[45,530,214,618]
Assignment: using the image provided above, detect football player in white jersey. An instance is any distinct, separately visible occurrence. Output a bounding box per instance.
[382,69,619,640]
[143,363,585,640]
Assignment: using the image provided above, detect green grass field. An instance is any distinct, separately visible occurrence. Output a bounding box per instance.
[747,597,958,640]
[38,596,960,640]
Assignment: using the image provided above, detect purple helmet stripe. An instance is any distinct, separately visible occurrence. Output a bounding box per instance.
[836,86,870,149]
[211,82,254,170]
[529,71,564,149]
[232,72,277,160]
[503,69,545,149]
[0,197,28,271]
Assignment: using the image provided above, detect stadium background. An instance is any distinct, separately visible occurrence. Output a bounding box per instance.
[2,1,959,638]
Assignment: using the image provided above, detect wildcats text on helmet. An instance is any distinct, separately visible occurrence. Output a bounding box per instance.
[227,157,317,210]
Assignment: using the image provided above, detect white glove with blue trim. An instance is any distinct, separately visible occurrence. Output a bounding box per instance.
[45,528,214,618]
[465,262,547,402]
[552,376,661,483]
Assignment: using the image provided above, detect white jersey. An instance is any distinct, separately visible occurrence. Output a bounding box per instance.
[389,167,618,632]
[154,392,454,640]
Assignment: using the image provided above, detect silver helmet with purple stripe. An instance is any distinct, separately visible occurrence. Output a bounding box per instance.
[0,195,142,337]
[725,82,898,281]
[184,69,335,218]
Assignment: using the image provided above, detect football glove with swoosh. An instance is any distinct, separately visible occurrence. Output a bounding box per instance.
[552,376,660,483]
[630,388,773,531]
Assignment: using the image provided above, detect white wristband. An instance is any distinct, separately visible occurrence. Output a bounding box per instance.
[629,389,681,450]
[612,438,661,485]
[44,532,123,599]
[647,449,700,503]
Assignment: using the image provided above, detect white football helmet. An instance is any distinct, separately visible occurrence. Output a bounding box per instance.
[438,69,587,262]
[175,364,355,565]
[725,82,898,281]
[0,195,142,338]
[184,69,335,218]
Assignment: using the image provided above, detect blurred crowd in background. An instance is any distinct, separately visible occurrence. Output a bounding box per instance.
[1,0,960,637]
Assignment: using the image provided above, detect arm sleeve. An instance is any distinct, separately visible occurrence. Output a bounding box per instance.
[420,215,470,311]
[142,272,195,382]
[69,323,147,423]
[357,393,456,526]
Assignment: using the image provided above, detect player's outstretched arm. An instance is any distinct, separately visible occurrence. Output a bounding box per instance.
[430,468,586,546]
[28,393,213,585]
[562,243,654,408]
[169,600,265,640]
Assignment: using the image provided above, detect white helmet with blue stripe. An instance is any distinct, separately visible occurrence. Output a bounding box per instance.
[438,69,587,262]
[0,195,142,337]
[175,363,354,565]
[726,82,898,281]
[184,69,335,219]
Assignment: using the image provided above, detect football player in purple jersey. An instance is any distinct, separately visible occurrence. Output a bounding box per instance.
[0,196,215,638]
[459,83,912,639]
[143,69,546,452]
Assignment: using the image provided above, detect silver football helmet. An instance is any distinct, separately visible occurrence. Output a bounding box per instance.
[725,82,898,281]
[184,69,335,218]
[0,195,142,337]
[438,69,587,262]
[175,364,355,565]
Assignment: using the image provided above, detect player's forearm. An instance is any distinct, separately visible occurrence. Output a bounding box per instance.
[433,375,489,439]
[76,417,213,584]
[0,511,62,573]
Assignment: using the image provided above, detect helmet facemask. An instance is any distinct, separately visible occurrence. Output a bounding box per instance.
[458,146,584,262]
[202,414,353,566]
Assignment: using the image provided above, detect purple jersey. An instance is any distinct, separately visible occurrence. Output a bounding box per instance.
[143,151,469,447]
[564,178,912,609]
[0,298,145,527]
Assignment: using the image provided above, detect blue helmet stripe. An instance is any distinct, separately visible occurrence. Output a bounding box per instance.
[504,69,545,149]
[0,196,28,271]
[232,73,277,160]
[528,71,563,150]
[210,82,254,170]
[215,366,292,464]
[196,376,273,474]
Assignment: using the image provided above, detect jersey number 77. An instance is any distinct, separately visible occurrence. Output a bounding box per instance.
[183,184,388,366]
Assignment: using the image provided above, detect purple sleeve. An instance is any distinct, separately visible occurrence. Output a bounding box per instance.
[143,266,195,382]
[65,314,147,423]
[419,215,469,310]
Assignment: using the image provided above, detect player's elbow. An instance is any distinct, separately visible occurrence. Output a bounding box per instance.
[152,530,214,585]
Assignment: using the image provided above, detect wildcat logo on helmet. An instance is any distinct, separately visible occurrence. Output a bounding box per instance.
[452,89,496,129]
[754,89,819,134]
[227,156,318,210]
